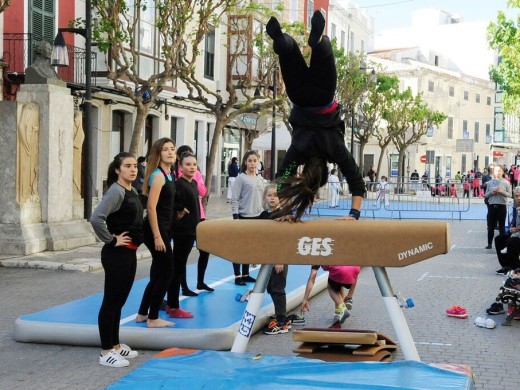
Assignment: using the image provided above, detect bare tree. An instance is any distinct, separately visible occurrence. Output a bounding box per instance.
[178,6,300,195]
[91,0,236,155]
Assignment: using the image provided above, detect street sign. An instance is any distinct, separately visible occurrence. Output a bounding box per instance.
[420,155,427,163]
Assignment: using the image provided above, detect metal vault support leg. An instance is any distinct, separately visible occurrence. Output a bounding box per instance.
[373,266,421,361]
[231,264,273,353]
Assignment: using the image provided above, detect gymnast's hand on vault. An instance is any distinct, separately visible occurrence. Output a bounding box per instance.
[334,215,357,221]
[274,215,298,223]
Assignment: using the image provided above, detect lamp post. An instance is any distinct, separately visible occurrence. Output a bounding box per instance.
[51,0,92,220]
[270,65,278,181]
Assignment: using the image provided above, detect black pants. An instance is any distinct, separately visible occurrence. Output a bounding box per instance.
[267,266,288,322]
[275,34,335,107]
[495,233,520,270]
[138,223,173,320]
[487,204,507,246]
[167,234,195,308]
[98,245,137,350]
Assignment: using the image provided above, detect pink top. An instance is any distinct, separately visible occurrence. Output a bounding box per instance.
[321,265,361,285]
[175,166,207,220]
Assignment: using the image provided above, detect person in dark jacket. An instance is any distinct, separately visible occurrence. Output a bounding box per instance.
[266,11,365,221]
[166,152,201,318]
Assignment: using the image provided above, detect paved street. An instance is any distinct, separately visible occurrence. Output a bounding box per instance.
[0,196,517,389]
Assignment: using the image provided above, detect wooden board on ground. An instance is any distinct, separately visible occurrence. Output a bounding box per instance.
[292,328,397,363]
[292,328,378,345]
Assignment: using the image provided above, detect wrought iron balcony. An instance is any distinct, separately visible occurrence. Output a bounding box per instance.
[2,33,97,100]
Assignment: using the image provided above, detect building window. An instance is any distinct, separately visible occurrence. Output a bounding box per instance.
[30,0,55,62]
[307,0,314,28]
[487,96,492,105]
[428,81,434,92]
[474,122,479,142]
[434,55,439,66]
[448,117,454,139]
[340,30,345,49]
[485,123,491,143]
[204,28,215,79]
[464,91,469,100]
[461,154,467,173]
[170,117,177,144]
[476,93,481,103]
[360,40,365,53]
[463,120,468,132]
[290,0,298,21]
[331,23,336,40]
[350,31,355,52]
[449,86,454,97]
[111,111,125,157]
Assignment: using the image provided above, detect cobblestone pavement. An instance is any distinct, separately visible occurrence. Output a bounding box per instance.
[0,195,516,389]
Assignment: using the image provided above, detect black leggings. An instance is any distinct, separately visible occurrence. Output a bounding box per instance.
[495,233,520,269]
[168,235,196,308]
[138,223,173,320]
[487,204,507,246]
[233,215,261,277]
[98,245,137,350]
[267,266,288,322]
[276,34,335,107]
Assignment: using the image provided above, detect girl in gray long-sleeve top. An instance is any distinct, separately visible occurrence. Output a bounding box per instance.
[230,150,265,285]
[484,164,512,249]
[90,152,143,368]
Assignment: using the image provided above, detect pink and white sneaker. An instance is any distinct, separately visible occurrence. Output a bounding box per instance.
[446,305,468,318]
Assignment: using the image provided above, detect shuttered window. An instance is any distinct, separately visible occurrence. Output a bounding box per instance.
[30,0,55,42]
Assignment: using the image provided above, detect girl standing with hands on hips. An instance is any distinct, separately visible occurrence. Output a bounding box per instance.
[90,152,143,367]
[230,150,265,285]
[166,152,201,318]
[136,138,176,328]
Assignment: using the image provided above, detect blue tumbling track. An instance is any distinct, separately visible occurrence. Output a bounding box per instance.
[108,349,474,389]
[14,257,327,350]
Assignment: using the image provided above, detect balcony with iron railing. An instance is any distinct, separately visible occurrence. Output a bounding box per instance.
[2,33,96,100]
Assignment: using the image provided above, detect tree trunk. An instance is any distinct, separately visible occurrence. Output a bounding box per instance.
[129,104,150,156]
[203,117,225,204]
[358,141,367,176]
[376,144,389,181]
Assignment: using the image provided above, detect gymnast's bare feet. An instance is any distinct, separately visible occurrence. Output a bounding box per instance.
[135,314,148,323]
[147,318,175,328]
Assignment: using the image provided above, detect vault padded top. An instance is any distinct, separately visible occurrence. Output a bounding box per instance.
[196,219,449,267]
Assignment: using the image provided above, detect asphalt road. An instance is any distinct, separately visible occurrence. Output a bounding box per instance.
[0,220,517,389]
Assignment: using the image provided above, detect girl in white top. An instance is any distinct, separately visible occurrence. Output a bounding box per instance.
[230,150,265,285]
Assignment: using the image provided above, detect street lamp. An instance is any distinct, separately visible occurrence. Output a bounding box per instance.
[51,0,93,220]
[270,65,278,181]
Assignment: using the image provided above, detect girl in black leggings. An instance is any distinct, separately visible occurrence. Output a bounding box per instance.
[167,152,201,318]
[136,138,177,327]
[90,152,143,368]
[266,11,365,221]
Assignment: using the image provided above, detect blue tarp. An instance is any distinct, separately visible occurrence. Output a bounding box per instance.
[108,350,474,389]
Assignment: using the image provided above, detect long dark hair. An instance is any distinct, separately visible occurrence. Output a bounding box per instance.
[240,150,259,173]
[275,156,328,221]
[106,152,135,189]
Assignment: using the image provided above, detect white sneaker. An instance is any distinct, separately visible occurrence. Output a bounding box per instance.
[500,247,508,254]
[99,349,130,367]
[117,343,138,359]
[474,317,496,329]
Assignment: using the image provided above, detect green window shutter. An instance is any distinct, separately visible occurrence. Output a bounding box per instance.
[30,0,55,63]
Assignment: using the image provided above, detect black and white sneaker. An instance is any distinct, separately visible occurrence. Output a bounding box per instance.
[117,343,138,359]
[99,349,129,368]
[486,302,505,315]
[286,314,305,326]
[496,268,510,275]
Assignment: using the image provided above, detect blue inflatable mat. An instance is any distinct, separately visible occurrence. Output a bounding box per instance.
[108,349,474,389]
[14,258,327,350]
